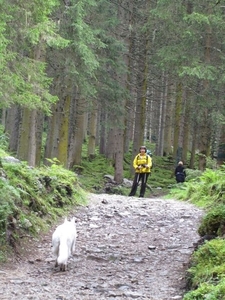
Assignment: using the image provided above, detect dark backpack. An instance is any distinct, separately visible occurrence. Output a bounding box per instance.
[176,172,185,183]
[147,150,153,169]
[146,149,152,157]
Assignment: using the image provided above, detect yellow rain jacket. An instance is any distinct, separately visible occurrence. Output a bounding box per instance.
[133,153,152,173]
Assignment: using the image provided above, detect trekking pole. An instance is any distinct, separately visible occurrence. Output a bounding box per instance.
[146,173,154,192]
[136,173,140,184]
[143,173,146,183]
[147,184,154,192]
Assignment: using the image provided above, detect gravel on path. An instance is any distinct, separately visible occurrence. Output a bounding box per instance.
[0,193,204,300]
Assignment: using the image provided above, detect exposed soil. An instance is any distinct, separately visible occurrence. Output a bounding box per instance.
[0,193,204,300]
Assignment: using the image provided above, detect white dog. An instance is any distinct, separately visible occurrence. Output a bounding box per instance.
[52,217,77,271]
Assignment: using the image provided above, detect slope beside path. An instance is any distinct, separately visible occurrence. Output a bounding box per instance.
[0,193,203,300]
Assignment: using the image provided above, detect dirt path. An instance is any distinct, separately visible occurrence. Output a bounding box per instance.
[0,193,203,300]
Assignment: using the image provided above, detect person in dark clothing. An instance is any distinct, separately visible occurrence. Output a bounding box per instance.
[129,146,152,198]
[175,161,186,183]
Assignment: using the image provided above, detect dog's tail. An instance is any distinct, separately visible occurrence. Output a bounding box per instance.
[57,242,69,266]
[57,255,67,266]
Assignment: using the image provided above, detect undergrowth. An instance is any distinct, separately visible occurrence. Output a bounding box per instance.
[169,164,225,299]
[78,149,175,196]
[184,239,225,300]
[0,153,87,261]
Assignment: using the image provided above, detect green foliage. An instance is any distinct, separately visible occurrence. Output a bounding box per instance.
[198,205,225,237]
[183,280,225,300]
[185,169,203,182]
[170,164,225,299]
[0,0,68,112]
[64,0,107,98]
[0,156,87,260]
[184,240,225,300]
[150,0,225,129]
[0,125,9,151]
[78,154,115,192]
[170,168,225,207]
[184,12,210,26]
[180,64,217,81]
[0,180,19,239]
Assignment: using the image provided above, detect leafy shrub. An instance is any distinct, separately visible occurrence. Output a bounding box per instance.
[170,168,225,207]
[0,125,9,151]
[183,280,225,300]
[0,158,87,259]
[184,240,225,299]
[169,164,225,299]
[198,205,225,237]
[0,181,20,242]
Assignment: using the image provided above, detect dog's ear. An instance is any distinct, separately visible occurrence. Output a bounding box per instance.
[64,217,68,223]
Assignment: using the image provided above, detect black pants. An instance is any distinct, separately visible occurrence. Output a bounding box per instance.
[175,173,185,183]
[129,173,150,197]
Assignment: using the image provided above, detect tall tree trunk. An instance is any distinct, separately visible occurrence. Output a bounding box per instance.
[156,71,167,156]
[16,41,47,166]
[132,37,148,157]
[164,82,175,156]
[106,126,116,160]
[5,105,21,153]
[114,128,124,183]
[217,124,225,166]
[88,101,98,159]
[68,96,86,168]
[182,88,191,164]
[99,110,106,155]
[1,109,6,126]
[198,12,212,171]
[17,108,31,162]
[35,111,44,166]
[17,108,42,167]
[27,110,37,167]
[190,122,198,169]
[44,103,59,164]
[123,0,135,153]
[58,95,70,167]
[173,82,183,163]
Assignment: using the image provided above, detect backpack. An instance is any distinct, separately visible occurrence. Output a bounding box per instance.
[146,149,152,157]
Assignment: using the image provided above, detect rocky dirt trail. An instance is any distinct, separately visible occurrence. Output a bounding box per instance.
[0,193,204,300]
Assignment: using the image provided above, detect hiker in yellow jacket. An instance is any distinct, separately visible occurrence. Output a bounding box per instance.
[129,146,152,198]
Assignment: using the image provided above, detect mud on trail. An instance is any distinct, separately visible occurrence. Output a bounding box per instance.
[0,193,203,300]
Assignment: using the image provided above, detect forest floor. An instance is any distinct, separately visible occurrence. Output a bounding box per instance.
[0,193,204,300]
